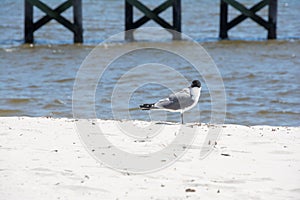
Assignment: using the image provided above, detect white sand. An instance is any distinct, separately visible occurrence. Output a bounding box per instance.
[0,117,299,200]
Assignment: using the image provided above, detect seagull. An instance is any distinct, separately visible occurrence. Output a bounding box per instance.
[140,80,201,124]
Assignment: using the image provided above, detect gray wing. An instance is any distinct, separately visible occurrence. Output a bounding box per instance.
[155,88,194,110]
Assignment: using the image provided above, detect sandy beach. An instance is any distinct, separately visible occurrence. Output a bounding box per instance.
[1,0,299,199]
[0,117,299,200]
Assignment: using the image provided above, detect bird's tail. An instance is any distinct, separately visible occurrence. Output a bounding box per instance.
[140,103,155,110]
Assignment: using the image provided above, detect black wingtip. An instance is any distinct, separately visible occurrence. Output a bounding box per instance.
[140,103,154,110]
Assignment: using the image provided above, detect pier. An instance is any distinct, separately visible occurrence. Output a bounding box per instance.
[24,0,278,43]
[125,0,181,40]
[24,0,83,43]
[220,0,277,39]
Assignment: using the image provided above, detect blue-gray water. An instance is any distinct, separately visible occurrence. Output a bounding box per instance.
[0,0,299,126]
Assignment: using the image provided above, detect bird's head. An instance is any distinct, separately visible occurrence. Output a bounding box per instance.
[191,80,201,88]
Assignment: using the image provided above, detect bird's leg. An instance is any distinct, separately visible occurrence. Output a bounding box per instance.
[181,113,184,124]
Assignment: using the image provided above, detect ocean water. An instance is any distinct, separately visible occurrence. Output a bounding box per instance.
[0,0,299,126]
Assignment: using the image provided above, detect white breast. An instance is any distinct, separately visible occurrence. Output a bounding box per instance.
[182,87,201,113]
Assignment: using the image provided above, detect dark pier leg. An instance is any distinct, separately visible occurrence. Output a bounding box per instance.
[24,0,34,43]
[268,0,277,39]
[172,0,181,40]
[219,0,228,39]
[73,0,83,43]
[181,113,183,124]
[125,0,134,41]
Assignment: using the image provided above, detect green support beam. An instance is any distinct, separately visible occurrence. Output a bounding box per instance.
[132,0,173,29]
[227,0,268,30]
[33,1,72,31]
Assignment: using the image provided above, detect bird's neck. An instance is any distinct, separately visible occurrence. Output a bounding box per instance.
[190,87,201,100]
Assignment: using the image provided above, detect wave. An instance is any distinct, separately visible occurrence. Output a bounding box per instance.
[6,98,32,104]
[54,78,75,83]
[256,110,299,115]
[0,109,22,115]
